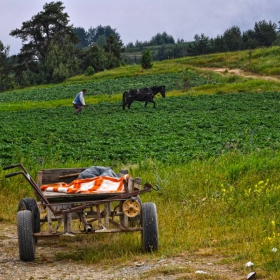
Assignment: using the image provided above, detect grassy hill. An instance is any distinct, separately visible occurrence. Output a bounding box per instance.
[1,46,280,279]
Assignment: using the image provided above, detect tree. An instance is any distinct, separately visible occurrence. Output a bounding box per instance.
[9,1,79,84]
[254,20,277,47]
[0,41,15,91]
[212,35,228,53]
[150,32,175,45]
[74,27,88,48]
[274,34,280,46]
[191,33,211,55]
[80,44,106,72]
[242,29,258,49]
[173,43,188,58]
[95,35,108,48]
[223,26,242,51]
[126,42,135,49]
[39,34,80,83]
[141,49,153,69]
[103,34,124,69]
[87,25,122,46]
[157,44,173,60]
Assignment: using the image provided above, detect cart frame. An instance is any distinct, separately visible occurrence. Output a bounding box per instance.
[4,163,159,261]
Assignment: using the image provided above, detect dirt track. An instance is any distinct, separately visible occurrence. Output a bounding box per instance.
[0,222,253,280]
[204,67,280,82]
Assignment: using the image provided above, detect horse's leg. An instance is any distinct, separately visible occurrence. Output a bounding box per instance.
[144,96,151,107]
[128,101,133,109]
[153,100,156,108]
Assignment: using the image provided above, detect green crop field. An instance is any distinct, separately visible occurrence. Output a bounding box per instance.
[1,92,280,167]
[1,46,280,279]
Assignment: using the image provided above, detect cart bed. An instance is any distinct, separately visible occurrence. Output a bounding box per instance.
[38,167,141,203]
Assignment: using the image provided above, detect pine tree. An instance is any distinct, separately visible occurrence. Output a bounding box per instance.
[141,49,153,69]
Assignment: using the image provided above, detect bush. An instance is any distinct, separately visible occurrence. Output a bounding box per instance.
[52,64,69,83]
[141,49,153,69]
[84,66,95,76]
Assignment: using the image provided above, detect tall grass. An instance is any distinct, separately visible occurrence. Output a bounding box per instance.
[1,149,280,277]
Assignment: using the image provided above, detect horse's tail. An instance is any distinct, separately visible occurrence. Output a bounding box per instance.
[122,91,127,110]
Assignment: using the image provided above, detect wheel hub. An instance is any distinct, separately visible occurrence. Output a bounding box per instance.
[122,200,141,217]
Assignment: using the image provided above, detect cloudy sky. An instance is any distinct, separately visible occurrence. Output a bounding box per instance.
[1,0,279,55]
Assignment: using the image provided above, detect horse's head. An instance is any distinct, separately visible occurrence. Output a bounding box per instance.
[159,86,166,98]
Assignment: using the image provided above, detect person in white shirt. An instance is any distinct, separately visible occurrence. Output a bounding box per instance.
[72,89,87,113]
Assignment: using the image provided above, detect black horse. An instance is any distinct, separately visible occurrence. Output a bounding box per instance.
[122,85,166,110]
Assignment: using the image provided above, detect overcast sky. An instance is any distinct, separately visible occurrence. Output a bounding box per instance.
[1,0,280,55]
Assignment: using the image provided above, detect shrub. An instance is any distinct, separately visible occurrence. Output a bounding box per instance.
[141,49,153,69]
[84,66,95,76]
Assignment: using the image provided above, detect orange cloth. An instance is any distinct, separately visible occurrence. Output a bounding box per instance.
[40,174,129,193]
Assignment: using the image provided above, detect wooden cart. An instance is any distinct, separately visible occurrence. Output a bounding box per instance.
[4,164,159,261]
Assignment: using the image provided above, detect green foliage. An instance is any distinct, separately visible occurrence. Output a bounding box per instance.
[73,27,88,49]
[254,20,277,47]
[103,34,124,69]
[141,49,153,69]
[52,63,69,83]
[175,46,280,77]
[0,41,15,92]
[191,33,211,55]
[9,1,79,86]
[182,71,191,90]
[0,71,214,103]
[79,34,124,73]
[87,25,122,47]
[1,91,280,166]
[80,45,105,72]
[84,66,95,76]
[223,26,242,51]
[124,20,279,64]
[40,35,79,83]
[149,32,175,45]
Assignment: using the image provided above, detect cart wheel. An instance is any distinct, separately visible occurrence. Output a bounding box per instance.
[17,210,36,261]
[121,196,142,227]
[128,196,142,227]
[18,198,40,234]
[141,202,159,252]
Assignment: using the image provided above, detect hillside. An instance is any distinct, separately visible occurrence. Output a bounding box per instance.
[1,46,280,279]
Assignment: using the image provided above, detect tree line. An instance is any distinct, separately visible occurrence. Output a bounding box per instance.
[0,1,279,92]
[124,20,280,63]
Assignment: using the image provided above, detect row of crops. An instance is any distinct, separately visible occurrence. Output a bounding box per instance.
[0,70,219,102]
[1,91,280,167]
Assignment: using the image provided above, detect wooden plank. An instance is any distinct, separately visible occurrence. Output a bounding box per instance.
[39,168,86,184]
[128,177,134,193]
[58,173,80,179]
[134,177,142,190]
[42,191,123,203]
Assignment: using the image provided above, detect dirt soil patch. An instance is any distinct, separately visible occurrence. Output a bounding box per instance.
[203,67,280,83]
[0,222,255,280]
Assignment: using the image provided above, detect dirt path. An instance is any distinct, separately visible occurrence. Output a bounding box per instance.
[203,67,280,82]
[0,222,253,280]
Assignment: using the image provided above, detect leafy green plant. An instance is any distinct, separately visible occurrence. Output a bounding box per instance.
[84,66,95,76]
[141,49,153,69]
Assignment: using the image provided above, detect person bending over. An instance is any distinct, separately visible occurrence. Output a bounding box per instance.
[73,89,87,113]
